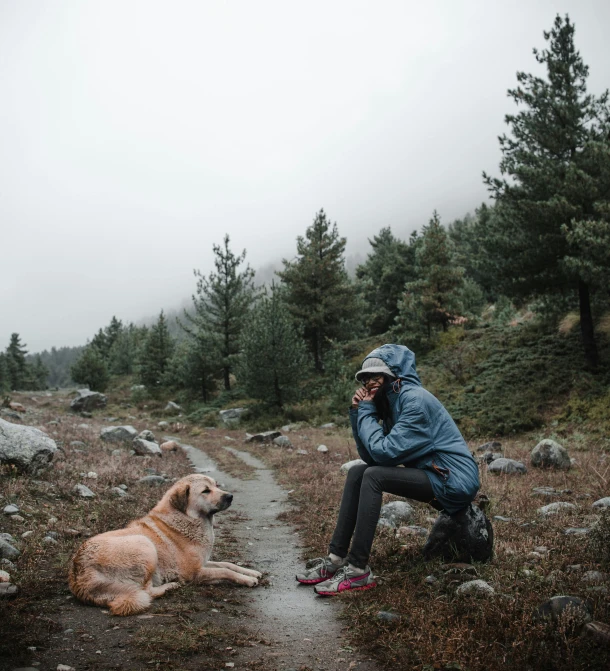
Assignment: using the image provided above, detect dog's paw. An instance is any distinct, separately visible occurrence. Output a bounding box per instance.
[245,577,259,587]
[165,582,181,591]
[244,569,263,579]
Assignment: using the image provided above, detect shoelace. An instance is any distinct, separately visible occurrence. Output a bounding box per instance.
[305,557,330,570]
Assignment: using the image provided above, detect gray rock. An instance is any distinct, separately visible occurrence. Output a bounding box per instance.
[0,409,22,421]
[137,475,166,486]
[110,487,128,497]
[487,458,527,475]
[564,527,590,535]
[320,422,336,429]
[378,501,414,528]
[281,423,300,432]
[423,504,493,563]
[376,610,401,622]
[532,486,572,498]
[425,575,437,584]
[0,538,20,560]
[316,444,329,453]
[1,558,16,569]
[21,531,34,538]
[158,421,170,429]
[273,435,292,448]
[10,515,25,523]
[0,533,15,543]
[132,437,162,456]
[0,418,58,474]
[536,595,592,630]
[219,408,248,426]
[493,516,512,522]
[397,525,428,537]
[531,439,571,470]
[0,582,19,598]
[478,452,504,465]
[245,431,281,444]
[73,484,95,498]
[46,531,59,539]
[137,429,156,442]
[100,425,138,443]
[582,570,606,584]
[164,401,182,414]
[296,449,309,455]
[592,497,610,510]
[538,502,576,516]
[70,389,107,412]
[456,579,495,597]
[42,535,58,545]
[476,440,502,453]
[111,449,123,457]
[3,504,19,515]
[118,484,128,490]
[340,459,367,473]
[70,441,87,448]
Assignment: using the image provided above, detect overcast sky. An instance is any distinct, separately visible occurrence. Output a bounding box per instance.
[1,0,609,353]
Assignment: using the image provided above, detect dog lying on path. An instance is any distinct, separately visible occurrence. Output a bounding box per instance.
[68,474,262,615]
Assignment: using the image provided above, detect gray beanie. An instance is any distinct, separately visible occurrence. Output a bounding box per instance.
[355,357,395,382]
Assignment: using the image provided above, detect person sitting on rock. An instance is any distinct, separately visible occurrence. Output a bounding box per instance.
[296,343,480,595]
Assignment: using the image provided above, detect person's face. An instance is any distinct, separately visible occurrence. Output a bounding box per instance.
[360,373,385,394]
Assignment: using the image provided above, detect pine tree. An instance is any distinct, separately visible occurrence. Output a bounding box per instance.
[139,311,174,388]
[240,283,308,408]
[164,338,217,402]
[71,346,110,392]
[278,209,358,372]
[5,333,28,390]
[483,14,610,368]
[0,353,8,394]
[356,227,418,335]
[182,235,256,391]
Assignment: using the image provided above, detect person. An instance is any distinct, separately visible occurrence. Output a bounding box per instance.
[296,343,479,596]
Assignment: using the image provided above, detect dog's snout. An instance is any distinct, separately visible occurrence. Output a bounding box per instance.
[223,493,233,504]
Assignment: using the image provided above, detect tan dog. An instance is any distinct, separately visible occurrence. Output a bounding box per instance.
[68,474,262,616]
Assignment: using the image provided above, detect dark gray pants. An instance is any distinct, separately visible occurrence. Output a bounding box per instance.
[328,464,442,569]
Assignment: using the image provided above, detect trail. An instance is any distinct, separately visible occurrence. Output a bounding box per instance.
[181,439,380,671]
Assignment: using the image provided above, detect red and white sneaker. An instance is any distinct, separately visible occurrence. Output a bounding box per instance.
[295,556,344,585]
[314,565,376,596]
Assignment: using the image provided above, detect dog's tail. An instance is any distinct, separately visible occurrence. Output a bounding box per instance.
[108,588,152,616]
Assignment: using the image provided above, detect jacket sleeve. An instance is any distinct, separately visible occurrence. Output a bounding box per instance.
[349,407,376,465]
[356,398,431,466]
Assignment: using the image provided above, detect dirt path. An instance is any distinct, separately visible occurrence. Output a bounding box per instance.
[181,439,380,671]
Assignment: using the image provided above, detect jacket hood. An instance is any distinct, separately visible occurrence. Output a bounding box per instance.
[361,344,421,387]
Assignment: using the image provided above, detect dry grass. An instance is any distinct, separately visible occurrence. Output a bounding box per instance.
[259,426,610,671]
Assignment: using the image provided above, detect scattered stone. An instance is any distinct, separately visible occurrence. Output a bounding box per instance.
[164,401,182,414]
[478,451,504,464]
[138,429,156,442]
[70,389,107,413]
[3,504,19,515]
[0,533,15,542]
[48,516,58,524]
[118,484,128,490]
[583,621,610,647]
[1,558,16,569]
[531,439,571,470]
[476,440,502,453]
[273,435,292,448]
[423,503,493,563]
[0,418,58,474]
[111,449,123,456]
[137,475,167,486]
[533,546,549,554]
[582,570,606,584]
[100,425,138,443]
[425,575,437,584]
[70,441,87,449]
[296,450,309,455]
[132,437,162,457]
[564,527,590,535]
[57,665,76,671]
[158,421,169,429]
[42,536,58,545]
[536,595,592,630]
[0,569,9,582]
[592,497,610,510]
[316,444,329,453]
[376,610,401,622]
[245,431,281,444]
[487,457,527,475]
[538,502,577,516]
[320,422,336,429]
[531,486,572,498]
[110,487,128,497]
[77,424,91,431]
[0,408,22,421]
[378,501,414,528]
[340,459,366,472]
[0,582,19,597]
[160,440,179,453]
[0,538,20,560]
[21,531,34,538]
[80,411,93,418]
[456,579,494,597]
[86,471,98,479]
[73,484,95,498]
[219,408,248,426]
[493,516,512,522]
[10,515,25,523]
[9,402,26,413]
[397,525,428,537]
[281,423,300,432]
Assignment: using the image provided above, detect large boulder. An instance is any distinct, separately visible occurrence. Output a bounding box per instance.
[0,418,58,475]
[100,426,138,444]
[530,439,571,469]
[378,501,414,528]
[423,504,494,563]
[219,408,248,426]
[70,389,107,413]
[132,438,162,457]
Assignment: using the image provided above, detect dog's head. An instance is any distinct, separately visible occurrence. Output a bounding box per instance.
[162,474,233,519]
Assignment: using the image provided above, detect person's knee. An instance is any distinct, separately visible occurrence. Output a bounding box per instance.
[362,467,384,491]
[345,463,368,486]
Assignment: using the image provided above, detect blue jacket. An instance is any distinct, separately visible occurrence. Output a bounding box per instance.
[349,344,479,514]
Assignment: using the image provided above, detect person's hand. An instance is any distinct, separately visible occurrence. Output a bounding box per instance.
[351,387,368,408]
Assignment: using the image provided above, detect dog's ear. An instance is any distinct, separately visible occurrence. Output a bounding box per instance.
[169,484,190,514]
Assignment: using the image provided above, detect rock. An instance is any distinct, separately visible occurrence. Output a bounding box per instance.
[0,538,20,560]
[281,423,300,432]
[77,424,91,431]
[478,452,504,465]
[378,501,414,528]
[456,579,494,597]
[111,449,123,456]
[0,533,15,542]
[3,504,19,515]
[536,596,592,630]
[57,665,76,671]
[538,502,577,516]
[320,422,336,429]
[9,402,26,413]
[273,435,292,448]
[118,484,128,490]
[583,621,610,647]
[376,610,400,622]
[219,408,248,426]
[0,408,22,421]
[582,570,606,584]
[0,569,9,582]
[493,516,512,522]
[10,514,25,523]
[531,439,571,470]
[423,503,493,563]
[46,531,59,539]
[86,471,98,479]
[296,450,309,455]
[160,440,179,452]
[425,575,437,584]
[316,444,329,453]
[0,582,19,598]
[70,389,107,413]
[476,440,502,453]
[137,475,166,486]
[0,418,58,474]
[42,535,58,545]
[487,457,527,475]
[100,425,138,443]
[73,484,95,498]
[70,441,87,448]
[397,525,429,537]
[340,459,367,472]
[138,429,156,442]
[1,558,16,570]
[133,437,162,456]
[80,411,93,418]
[21,531,34,539]
[592,497,610,510]
[564,527,590,535]
[245,431,281,444]
[532,486,572,498]
[110,487,128,497]
[164,401,182,414]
